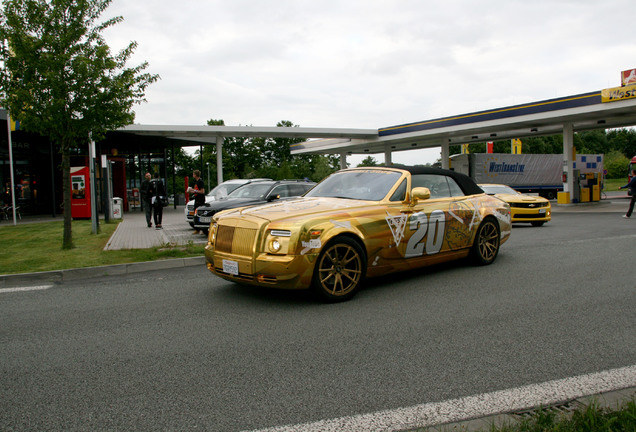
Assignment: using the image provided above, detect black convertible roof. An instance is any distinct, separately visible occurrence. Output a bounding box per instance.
[360,165,484,196]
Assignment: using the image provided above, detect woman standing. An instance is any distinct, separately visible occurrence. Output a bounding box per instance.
[151,173,167,229]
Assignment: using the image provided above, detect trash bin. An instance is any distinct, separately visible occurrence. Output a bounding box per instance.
[112,197,123,219]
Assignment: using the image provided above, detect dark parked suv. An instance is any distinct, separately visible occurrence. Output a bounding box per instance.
[193,179,316,234]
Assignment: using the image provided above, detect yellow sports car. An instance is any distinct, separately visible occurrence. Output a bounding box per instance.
[479,183,551,227]
[205,166,512,302]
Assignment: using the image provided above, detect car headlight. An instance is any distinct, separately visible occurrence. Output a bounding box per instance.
[266,229,291,254]
[209,223,217,245]
[269,238,282,253]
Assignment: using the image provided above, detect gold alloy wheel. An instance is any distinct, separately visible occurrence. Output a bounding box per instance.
[314,239,364,301]
[474,219,500,265]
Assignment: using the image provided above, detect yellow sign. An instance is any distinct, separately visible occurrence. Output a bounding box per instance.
[601,84,636,103]
[511,138,522,154]
[461,144,470,154]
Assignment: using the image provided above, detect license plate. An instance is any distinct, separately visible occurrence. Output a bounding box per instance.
[199,216,211,223]
[223,259,239,275]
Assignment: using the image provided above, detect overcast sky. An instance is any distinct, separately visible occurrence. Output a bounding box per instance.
[103,0,635,165]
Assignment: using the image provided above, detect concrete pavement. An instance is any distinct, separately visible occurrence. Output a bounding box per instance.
[104,204,208,250]
[1,199,634,430]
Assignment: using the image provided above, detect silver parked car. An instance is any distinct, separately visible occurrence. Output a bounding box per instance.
[185,178,271,227]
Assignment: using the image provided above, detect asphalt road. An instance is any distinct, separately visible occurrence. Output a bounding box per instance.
[1,211,635,431]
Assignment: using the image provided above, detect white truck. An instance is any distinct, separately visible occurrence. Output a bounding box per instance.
[450,153,604,200]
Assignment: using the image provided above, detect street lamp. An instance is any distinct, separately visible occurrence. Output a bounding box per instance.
[206,162,210,191]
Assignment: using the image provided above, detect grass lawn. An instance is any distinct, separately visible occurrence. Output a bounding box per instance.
[603,178,624,191]
[0,219,204,275]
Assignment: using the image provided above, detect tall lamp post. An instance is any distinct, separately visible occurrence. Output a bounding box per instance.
[206,162,210,191]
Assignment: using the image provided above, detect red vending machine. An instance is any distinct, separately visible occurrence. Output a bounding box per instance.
[70,166,91,219]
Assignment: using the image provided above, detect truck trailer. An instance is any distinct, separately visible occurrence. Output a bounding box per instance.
[450,153,604,200]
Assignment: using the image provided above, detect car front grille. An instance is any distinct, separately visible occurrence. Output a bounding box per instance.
[216,225,257,257]
[197,209,216,217]
[510,202,549,208]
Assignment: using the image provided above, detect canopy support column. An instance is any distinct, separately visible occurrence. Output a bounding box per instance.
[385,147,392,166]
[562,123,575,203]
[216,136,223,184]
[441,142,450,170]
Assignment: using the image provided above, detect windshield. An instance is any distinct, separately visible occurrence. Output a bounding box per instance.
[227,182,274,199]
[480,184,519,195]
[305,170,403,200]
[208,182,245,200]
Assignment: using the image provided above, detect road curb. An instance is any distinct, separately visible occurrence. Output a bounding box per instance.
[0,256,205,287]
[424,385,636,432]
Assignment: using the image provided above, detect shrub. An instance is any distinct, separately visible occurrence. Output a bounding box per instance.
[604,150,630,179]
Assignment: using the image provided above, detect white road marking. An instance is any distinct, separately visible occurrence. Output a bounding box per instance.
[248,365,636,432]
[0,285,53,294]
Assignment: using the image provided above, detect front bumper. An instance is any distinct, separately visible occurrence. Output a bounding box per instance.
[193,217,212,230]
[510,207,551,222]
[204,244,317,290]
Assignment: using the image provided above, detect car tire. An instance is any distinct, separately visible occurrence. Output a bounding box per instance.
[311,236,366,302]
[531,221,545,227]
[470,217,500,266]
[540,190,556,200]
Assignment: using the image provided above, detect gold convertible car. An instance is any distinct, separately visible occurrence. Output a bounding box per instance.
[205,166,512,302]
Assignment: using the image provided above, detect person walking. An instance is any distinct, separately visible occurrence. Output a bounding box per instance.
[619,170,636,218]
[151,173,167,229]
[140,172,154,227]
[187,170,206,234]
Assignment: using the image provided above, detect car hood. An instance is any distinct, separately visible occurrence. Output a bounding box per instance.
[199,197,271,212]
[187,197,217,206]
[218,197,375,222]
[495,193,549,204]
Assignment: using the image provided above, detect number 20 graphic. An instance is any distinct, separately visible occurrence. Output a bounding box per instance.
[404,210,445,258]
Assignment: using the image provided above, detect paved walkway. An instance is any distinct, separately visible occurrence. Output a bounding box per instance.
[104,205,209,250]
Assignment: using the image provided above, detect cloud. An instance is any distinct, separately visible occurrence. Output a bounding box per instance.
[102,0,636,163]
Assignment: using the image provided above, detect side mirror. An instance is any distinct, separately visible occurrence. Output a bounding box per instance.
[267,194,281,202]
[411,187,431,204]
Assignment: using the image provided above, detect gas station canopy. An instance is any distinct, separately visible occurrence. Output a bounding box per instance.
[289,90,636,156]
[119,88,636,158]
[119,80,636,204]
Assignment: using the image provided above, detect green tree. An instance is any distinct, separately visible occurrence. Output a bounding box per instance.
[0,0,158,248]
[250,120,338,181]
[519,135,563,154]
[604,150,629,179]
[357,156,379,167]
[607,128,636,159]
[165,146,196,196]
[575,130,607,154]
[307,155,337,181]
[261,120,296,164]
[202,118,339,182]
[222,135,262,179]
[204,118,263,180]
